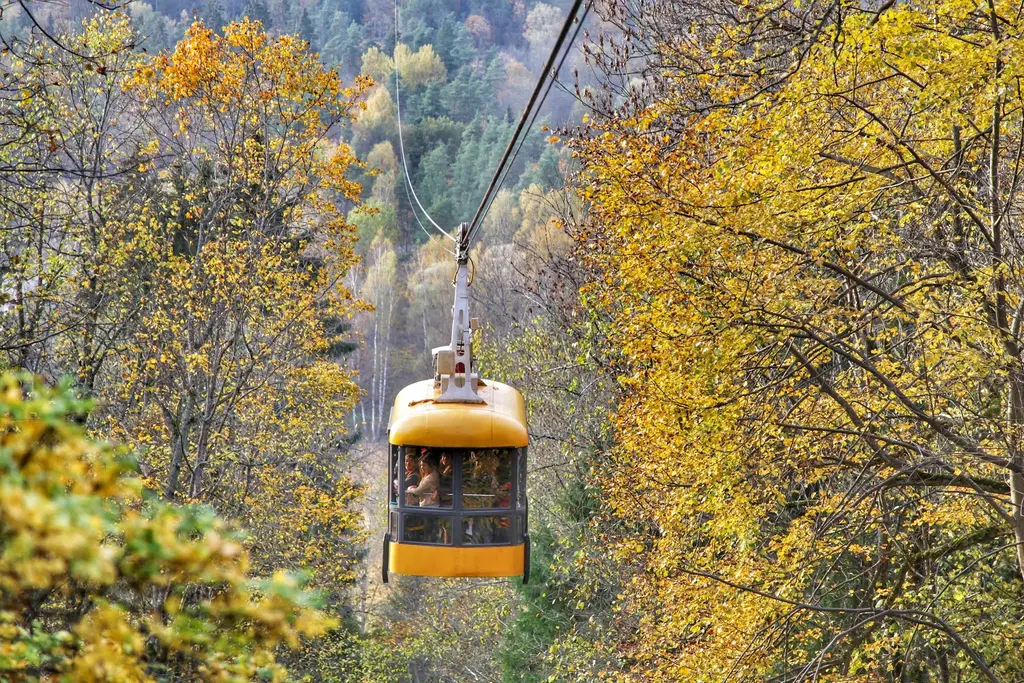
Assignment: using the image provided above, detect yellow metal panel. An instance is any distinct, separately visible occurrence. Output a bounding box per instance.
[388,379,528,448]
[388,542,525,578]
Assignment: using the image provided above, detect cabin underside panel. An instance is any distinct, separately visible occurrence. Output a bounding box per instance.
[388,541,525,577]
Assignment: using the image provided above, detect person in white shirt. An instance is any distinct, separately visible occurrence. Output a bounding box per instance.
[406,454,440,507]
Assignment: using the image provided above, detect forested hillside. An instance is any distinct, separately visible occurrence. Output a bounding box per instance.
[6,0,1024,680]
[0,0,589,679]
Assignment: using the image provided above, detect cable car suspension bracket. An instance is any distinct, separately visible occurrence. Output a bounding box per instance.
[433,223,485,404]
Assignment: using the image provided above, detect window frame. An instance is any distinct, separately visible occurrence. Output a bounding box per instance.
[390,446,528,547]
[388,444,399,506]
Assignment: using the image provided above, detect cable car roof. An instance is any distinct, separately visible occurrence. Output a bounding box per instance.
[388,378,528,448]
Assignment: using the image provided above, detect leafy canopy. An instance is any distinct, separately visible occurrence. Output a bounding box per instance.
[0,373,333,681]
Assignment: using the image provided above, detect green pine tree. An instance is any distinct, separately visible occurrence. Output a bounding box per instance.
[243,0,270,27]
[203,0,226,32]
[299,7,316,49]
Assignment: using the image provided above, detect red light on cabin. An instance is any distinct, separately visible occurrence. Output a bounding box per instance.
[455,362,465,374]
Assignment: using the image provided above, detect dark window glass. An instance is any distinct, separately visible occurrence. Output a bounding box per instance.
[399,446,418,503]
[403,514,451,545]
[389,446,399,505]
[462,516,514,545]
[404,448,452,509]
[437,450,455,508]
[462,449,513,509]
[517,448,527,510]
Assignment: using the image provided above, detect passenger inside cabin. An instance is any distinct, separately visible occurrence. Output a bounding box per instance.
[439,452,453,478]
[406,454,440,507]
[404,452,419,487]
[394,449,419,500]
[438,451,454,506]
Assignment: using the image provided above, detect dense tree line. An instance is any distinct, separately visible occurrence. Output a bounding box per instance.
[29,0,1023,678]
[0,0,589,679]
[0,12,371,678]
[558,0,1024,679]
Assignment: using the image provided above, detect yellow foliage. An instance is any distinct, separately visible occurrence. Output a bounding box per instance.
[112,19,367,589]
[353,86,396,138]
[394,43,447,87]
[360,45,394,83]
[0,374,333,680]
[570,0,1024,678]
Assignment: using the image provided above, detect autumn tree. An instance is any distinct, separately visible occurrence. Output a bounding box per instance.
[360,45,393,84]
[497,56,534,110]
[0,373,333,680]
[0,14,146,384]
[353,235,398,441]
[0,9,371,602]
[0,12,389,678]
[352,85,396,142]
[570,0,1024,678]
[107,19,363,511]
[367,141,398,207]
[523,3,563,68]
[479,188,521,246]
[393,43,447,88]
[464,14,492,48]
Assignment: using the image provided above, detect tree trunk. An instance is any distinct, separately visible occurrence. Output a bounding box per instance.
[370,306,380,438]
[1007,370,1024,580]
[189,417,213,499]
[421,308,429,354]
[376,291,393,441]
[189,382,218,499]
[164,395,194,501]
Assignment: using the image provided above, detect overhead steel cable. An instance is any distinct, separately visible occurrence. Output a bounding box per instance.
[469,3,590,247]
[402,168,456,254]
[465,0,587,246]
[394,0,456,243]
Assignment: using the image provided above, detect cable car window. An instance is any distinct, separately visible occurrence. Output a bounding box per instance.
[517,448,526,510]
[404,450,452,509]
[437,450,455,508]
[399,446,418,500]
[389,511,398,538]
[389,446,401,505]
[462,449,513,509]
[403,514,451,545]
[462,516,514,545]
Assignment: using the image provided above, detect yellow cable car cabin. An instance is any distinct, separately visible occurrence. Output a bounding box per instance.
[382,223,529,583]
[383,378,529,582]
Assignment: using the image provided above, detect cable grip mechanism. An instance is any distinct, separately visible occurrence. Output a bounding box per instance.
[433,223,484,404]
